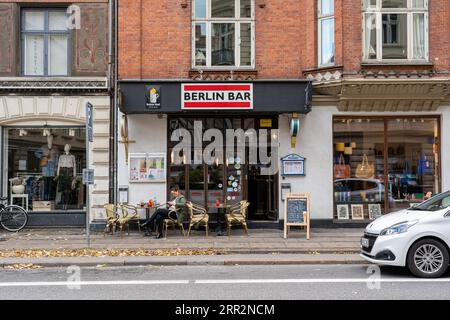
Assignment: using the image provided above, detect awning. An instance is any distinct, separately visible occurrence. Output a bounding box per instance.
[119,80,312,114]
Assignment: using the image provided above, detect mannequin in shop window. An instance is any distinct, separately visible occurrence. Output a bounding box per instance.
[56,144,77,210]
[34,134,59,201]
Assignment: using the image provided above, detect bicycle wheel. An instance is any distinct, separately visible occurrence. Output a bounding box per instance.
[0,205,28,232]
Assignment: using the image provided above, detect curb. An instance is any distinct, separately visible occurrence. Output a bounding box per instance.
[0,255,366,268]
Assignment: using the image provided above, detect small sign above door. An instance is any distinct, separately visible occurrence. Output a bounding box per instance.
[182,83,253,110]
[260,119,273,128]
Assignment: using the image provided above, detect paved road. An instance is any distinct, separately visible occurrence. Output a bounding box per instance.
[0,264,449,300]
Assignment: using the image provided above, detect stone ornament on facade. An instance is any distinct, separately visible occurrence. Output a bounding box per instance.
[75,4,108,74]
[0,4,13,74]
[0,78,108,91]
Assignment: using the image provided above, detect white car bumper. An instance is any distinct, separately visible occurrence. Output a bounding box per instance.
[360,232,411,267]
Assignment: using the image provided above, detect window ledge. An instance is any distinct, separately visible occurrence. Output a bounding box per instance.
[188,69,258,80]
[361,61,434,67]
[303,65,343,73]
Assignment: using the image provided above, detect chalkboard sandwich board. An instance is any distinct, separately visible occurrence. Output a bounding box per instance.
[284,193,311,240]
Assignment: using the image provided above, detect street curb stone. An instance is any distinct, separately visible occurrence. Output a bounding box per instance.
[0,254,366,268]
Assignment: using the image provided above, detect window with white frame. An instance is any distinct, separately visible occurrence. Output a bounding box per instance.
[192,0,255,68]
[22,8,70,76]
[318,0,335,66]
[363,0,428,61]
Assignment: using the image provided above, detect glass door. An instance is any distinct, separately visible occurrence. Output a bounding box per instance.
[387,118,440,211]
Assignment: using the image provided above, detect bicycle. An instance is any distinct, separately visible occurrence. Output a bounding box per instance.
[0,197,28,232]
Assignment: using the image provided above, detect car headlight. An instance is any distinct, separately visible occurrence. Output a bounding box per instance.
[380,220,419,236]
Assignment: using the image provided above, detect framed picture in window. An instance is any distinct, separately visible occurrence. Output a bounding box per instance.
[369,204,382,220]
[351,204,365,220]
[336,204,349,220]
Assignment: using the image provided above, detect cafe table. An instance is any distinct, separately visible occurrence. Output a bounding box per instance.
[207,203,231,236]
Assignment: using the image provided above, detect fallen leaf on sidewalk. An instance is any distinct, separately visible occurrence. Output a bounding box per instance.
[0,248,226,258]
[3,264,42,270]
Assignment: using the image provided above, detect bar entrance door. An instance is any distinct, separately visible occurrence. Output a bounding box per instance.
[168,116,279,221]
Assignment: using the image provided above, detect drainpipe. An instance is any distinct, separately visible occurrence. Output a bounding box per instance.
[113,0,119,205]
[108,0,117,205]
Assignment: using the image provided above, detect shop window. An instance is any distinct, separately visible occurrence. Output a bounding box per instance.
[192,0,255,69]
[22,8,70,76]
[4,128,86,212]
[363,0,428,61]
[333,117,440,222]
[318,0,335,67]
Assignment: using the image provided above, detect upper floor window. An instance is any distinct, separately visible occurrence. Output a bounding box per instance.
[363,0,428,62]
[22,8,70,76]
[192,0,255,69]
[318,0,335,67]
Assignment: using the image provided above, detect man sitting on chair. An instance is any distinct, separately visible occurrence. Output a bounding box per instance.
[142,185,186,239]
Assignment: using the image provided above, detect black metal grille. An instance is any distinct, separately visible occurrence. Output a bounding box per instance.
[361,232,378,254]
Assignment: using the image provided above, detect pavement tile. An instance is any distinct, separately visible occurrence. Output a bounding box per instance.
[0,228,364,254]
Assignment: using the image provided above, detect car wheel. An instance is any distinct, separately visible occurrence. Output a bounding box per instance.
[407,239,449,278]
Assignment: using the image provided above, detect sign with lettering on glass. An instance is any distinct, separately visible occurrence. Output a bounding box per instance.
[284,193,311,240]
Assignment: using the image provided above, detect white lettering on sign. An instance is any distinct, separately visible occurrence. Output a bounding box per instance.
[182,84,253,110]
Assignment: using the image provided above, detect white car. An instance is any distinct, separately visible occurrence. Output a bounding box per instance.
[361,191,450,278]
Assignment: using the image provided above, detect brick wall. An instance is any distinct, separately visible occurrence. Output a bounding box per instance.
[118,0,450,80]
[119,0,307,80]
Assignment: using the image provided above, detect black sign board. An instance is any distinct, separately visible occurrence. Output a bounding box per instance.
[284,193,311,239]
[286,198,307,224]
[119,80,312,114]
[145,85,161,109]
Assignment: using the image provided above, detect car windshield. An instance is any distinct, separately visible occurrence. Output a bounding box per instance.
[410,191,450,212]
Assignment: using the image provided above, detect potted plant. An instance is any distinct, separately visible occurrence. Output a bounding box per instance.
[9,177,26,194]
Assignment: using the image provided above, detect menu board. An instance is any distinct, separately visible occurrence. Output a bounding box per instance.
[284,193,311,239]
[129,153,166,183]
[286,198,307,224]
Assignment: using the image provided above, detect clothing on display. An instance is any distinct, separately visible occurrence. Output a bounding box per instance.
[56,144,77,209]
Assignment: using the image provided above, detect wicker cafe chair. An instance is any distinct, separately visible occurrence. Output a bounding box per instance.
[227,200,248,215]
[226,201,250,236]
[103,204,119,236]
[163,210,185,238]
[119,204,141,232]
[114,204,139,237]
[186,201,209,237]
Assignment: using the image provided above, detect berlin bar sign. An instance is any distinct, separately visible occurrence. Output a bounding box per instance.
[182,83,253,110]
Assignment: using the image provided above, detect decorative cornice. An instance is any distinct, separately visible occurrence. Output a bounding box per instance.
[312,78,450,111]
[0,77,108,92]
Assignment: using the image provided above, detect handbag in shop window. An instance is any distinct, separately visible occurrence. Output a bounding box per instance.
[334,154,351,179]
[355,154,375,179]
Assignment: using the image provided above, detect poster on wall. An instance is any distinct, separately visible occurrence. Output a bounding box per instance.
[129,153,166,183]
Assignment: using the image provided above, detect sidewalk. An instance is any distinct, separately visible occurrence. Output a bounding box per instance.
[0,228,365,267]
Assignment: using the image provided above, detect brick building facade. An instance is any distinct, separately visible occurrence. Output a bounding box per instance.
[117,0,449,227]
